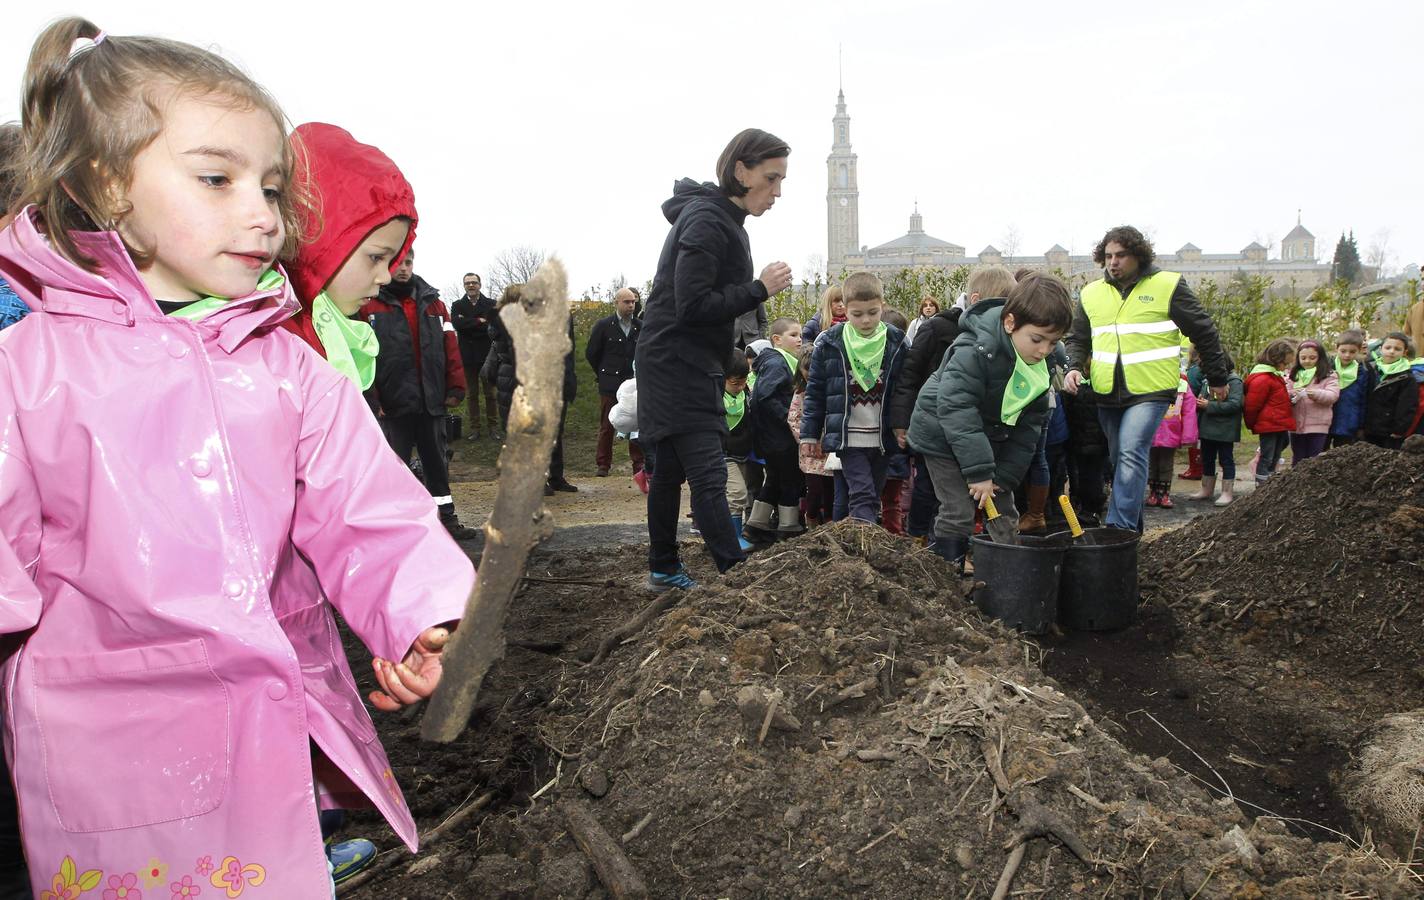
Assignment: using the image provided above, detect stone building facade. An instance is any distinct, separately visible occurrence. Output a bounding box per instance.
[825,90,1334,292]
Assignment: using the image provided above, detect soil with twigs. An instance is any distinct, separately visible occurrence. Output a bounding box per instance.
[339,522,1415,898]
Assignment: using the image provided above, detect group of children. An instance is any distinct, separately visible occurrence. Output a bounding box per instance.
[700,270,1424,566]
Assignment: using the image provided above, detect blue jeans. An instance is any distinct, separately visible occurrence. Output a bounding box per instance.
[838,447,888,523]
[1097,400,1169,531]
[647,431,744,574]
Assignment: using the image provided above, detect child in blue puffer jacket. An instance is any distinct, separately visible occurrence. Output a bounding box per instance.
[1329,329,1374,447]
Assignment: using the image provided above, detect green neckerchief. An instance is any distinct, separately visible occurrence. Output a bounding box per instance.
[775,347,798,376]
[1293,367,1316,389]
[167,268,284,321]
[1001,351,1050,426]
[841,322,887,391]
[746,370,757,391]
[1335,359,1359,392]
[1249,363,1283,377]
[1378,357,1412,377]
[724,389,746,431]
[309,292,379,390]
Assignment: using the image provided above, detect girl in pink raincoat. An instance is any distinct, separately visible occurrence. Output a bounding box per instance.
[0,19,474,898]
[1146,373,1199,509]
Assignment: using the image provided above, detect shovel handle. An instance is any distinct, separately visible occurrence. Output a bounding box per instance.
[1059,495,1083,538]
[983,495,1000,519]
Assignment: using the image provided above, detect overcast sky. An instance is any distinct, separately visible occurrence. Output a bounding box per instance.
[3,2,1420,298]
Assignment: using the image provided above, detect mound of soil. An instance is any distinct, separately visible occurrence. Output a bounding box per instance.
[1143,440,1424,719]
[342,523,1412,898]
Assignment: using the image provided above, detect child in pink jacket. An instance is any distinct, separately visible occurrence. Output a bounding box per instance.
[0,20,473,898]
[1147,374,1199,509]
[1287,339,1340,464]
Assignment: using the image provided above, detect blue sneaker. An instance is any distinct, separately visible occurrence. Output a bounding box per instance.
[327,837,377,885]
[647,566,697,593]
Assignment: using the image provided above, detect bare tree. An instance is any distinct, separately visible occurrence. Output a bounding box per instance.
[442,280,465,303]
[487,246,548,296]
[1000,224,1021,259]
[1366,228,1393,279]
[803,253,827,282]
[608,273,628,298]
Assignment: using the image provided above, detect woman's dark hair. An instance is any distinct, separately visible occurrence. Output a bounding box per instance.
[725,350,750,380]
[1289,339,1334,383]
[1256,338,1295,368]
[1092,225,1155,270]
[717,128,790,198]
[919,296,940,316]
[1003,272,1073,333]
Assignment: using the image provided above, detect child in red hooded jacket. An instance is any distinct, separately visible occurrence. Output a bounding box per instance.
[1243,338,1296,483]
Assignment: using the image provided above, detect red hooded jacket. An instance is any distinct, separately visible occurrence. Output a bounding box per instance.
[1243,369,1296,434]
[281,123,418,356]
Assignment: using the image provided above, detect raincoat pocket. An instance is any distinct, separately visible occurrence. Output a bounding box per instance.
[32,638,230,832]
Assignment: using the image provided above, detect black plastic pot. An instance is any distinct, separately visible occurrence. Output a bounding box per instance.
[969,533,1069,634]
[1058,527,1140,631]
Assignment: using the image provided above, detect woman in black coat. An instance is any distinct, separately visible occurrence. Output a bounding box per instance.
[634,129,793,591]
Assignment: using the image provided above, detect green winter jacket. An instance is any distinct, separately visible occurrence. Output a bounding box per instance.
[906,299,1048,491]
[1196,373,1244,444]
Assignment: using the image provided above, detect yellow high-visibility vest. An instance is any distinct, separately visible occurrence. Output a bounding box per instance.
[1080,271,1183,395]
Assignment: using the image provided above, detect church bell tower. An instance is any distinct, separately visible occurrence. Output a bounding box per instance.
[826,87,859,277]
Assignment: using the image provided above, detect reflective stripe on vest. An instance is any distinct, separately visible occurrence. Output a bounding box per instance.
[1080,271,1183,394]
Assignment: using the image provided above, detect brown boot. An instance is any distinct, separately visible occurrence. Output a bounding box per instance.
[1017,483,1049,533]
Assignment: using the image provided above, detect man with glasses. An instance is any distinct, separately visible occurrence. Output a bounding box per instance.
[451,272,501,440]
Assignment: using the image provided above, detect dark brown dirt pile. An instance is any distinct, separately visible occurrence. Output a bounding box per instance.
[1142,439,1424,705]
[345,522,1413,898]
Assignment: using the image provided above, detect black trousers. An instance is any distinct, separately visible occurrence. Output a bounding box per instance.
[385,413,454,512]
[755,446,803,507]
[647,431,744,575]
[548,403,569,482]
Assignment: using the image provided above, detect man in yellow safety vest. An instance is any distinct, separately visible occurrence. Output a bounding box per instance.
[1063,225,1232,531]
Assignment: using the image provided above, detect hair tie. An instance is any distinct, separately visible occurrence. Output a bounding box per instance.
[68,31,107,62]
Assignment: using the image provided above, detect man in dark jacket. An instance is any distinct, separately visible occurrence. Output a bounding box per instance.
[585,287,644,476]
[1063,226,1230,532]
[450,272,500,441]
[361,248,477,539]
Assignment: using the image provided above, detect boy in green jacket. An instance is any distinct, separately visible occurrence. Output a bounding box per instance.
[906,273,1074,566]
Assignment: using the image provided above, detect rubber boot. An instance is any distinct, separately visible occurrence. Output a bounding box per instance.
[731,515,756,552]
[742,500,777,543]
[1179,446,1202,480]
[1017,483,1049,534]
[1215,479,1235,506]
[1158,482,1175,509]
[1145,482,1161,507]
[776,505,806,539]
[930,535,968,571]
[1189,475,1215,501]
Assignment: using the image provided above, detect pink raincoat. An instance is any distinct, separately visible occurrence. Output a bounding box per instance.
[1151,377,1199,449]
[0,209,474,898]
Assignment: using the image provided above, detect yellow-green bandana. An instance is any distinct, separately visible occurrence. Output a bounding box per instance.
[775,347,798,376]
[1335,359,1358,392]
[310,291,379,390]
[1293,367,1316,389]
[842,322,887,391]
[724,390,746,431]
[1249,363,1282,377]
[1378,357,1412,377]
[167,268,285,321]
[1001,351,1049,425]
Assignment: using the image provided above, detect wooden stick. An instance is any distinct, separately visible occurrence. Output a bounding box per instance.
[990,842,1027,900]
[588,592,681,666]
[422,261,570,742]
[621,812,654,844]
[336,790,496,895]
[559,798,650,899]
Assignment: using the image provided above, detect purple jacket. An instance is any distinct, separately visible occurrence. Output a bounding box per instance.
[0,209,474,897]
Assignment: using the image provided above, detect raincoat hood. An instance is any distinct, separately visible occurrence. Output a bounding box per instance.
[661,177,745,226]
[959,297,1013,354]
[0,206,297,353]
[286,122,418,304]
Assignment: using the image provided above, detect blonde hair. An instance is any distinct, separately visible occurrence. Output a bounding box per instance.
[818,284,843,327]
[16,17,311,270]
[842,271,884,304]
[967,265,1016,301]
